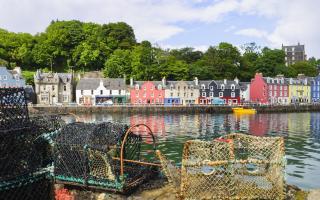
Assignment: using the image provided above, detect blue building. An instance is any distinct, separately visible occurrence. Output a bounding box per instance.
[0,66,26,88]
[311,75,320,102]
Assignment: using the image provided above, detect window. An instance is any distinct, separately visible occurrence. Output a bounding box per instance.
[280,85,282,90]
[100,90,103,95]
[191,93,193,97]
[158,85,162,90]
[91,90,93,95]
[143,92,146,97]
[184,93,186,97]
[221,85,225,90]
[119,90,121,95]
[231,92,235,98]
[43,86,46,91]
[136,92,139,97]
[135,84,139,90]
[231,84,235,90]
[210,92,214,97]
[170,93,173,97]
[0,75,2,80]
[63,95,68,102]
[201,84,205,89]
[191,85,194,90]
[81,90,83,95]
[274,85,277,90]
[52,85,55,91]
[110,90,112,95]
[3,75,7,80]
[219,92,223,97]
[151,93,154,97]
[40,94,49,102]
[184,86,186,90]
[210,86,213,91]
[202,92,206,97]
[177,93,180,97]
[151,86,154,90]
[178,86,180,90]
[284,86,287,90]
[63,85,67,91]
[269,85,272,90]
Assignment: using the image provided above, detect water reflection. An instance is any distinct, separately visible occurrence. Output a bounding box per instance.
[61,112,320,189]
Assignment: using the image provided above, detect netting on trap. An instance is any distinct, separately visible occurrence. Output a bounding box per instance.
[0,88,64,200]
[0,88,29,131]
[157,133,285,200]
[52,122,159,193]
[0,172,53,200]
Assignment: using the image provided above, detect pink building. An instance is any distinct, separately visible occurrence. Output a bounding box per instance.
[250,73,289,104]
[130,78,165,104]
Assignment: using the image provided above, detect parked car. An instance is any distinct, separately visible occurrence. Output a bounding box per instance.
[97,100,113,106]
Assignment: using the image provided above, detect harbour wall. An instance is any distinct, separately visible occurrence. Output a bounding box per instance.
[29,104,320,114]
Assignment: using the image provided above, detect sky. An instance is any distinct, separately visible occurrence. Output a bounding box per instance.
[0,0,319,57]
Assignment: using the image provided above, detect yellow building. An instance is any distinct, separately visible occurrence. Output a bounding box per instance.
[287,75,311,103]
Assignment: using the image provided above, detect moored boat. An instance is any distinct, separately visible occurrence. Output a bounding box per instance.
[232,107,256,114]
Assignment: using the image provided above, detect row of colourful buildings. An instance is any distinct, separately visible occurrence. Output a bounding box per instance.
[75,73,320,106]
[1,65,319,105]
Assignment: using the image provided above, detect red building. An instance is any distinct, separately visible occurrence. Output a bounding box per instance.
[250,73,289,104]
[130,78,165,104]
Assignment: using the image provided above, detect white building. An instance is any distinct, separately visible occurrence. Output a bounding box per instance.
[76,78,128,105]
[239,82,250,103]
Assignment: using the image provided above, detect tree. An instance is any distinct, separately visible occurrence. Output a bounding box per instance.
[170,47,203,64]
[287,61,318,77]
[102,22,136,51]
[254,47,286,77]
[103,49,132,78]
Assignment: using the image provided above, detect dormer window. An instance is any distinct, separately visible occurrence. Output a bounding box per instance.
[170,85,173,90]
[221,84,225,90]
[201,84,205,89]
[210,86,213,91]
[231,84,235,90]
[135,84,139,90]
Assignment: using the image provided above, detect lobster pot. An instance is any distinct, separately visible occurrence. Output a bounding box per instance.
[0,88,64,200]
[0,172,53,200]
[158,133,285,200]
[53,122,158,193]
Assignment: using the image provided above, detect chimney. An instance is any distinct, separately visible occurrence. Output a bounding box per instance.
[224,79,227,84]
[162,77,166,86]
[99,79,104,87]
[130,77,133,87]
[194,77,198,85]
[13,67,21,75]
[234,77,239,84]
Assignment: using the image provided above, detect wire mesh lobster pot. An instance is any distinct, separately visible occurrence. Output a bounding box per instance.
[52,122,159,193]
[0,88,64,200]
[157,133,285,200]
[0,171,53,200]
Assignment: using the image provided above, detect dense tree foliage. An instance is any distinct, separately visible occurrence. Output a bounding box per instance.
[0,20,319,83]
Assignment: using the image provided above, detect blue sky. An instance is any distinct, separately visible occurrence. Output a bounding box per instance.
[0,0,319,57]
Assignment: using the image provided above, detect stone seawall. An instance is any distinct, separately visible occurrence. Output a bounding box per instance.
[29,104,320,114]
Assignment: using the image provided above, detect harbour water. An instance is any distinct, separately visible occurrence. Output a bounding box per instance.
[61,112,320,190]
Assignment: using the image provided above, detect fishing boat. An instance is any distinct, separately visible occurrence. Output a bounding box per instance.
[232,107,256,114]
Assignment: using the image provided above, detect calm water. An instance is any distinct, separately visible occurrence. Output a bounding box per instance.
[61,112,320,189]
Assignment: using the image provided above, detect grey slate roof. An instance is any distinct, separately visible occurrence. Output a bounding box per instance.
[239,82,250,91]
[76,78,126,90]
[215,80,240,89]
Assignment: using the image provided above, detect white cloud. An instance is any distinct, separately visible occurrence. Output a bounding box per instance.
[235,28,268,39]
[0,0,320,57]
[0,0,240,42]
[235,0,320,57]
